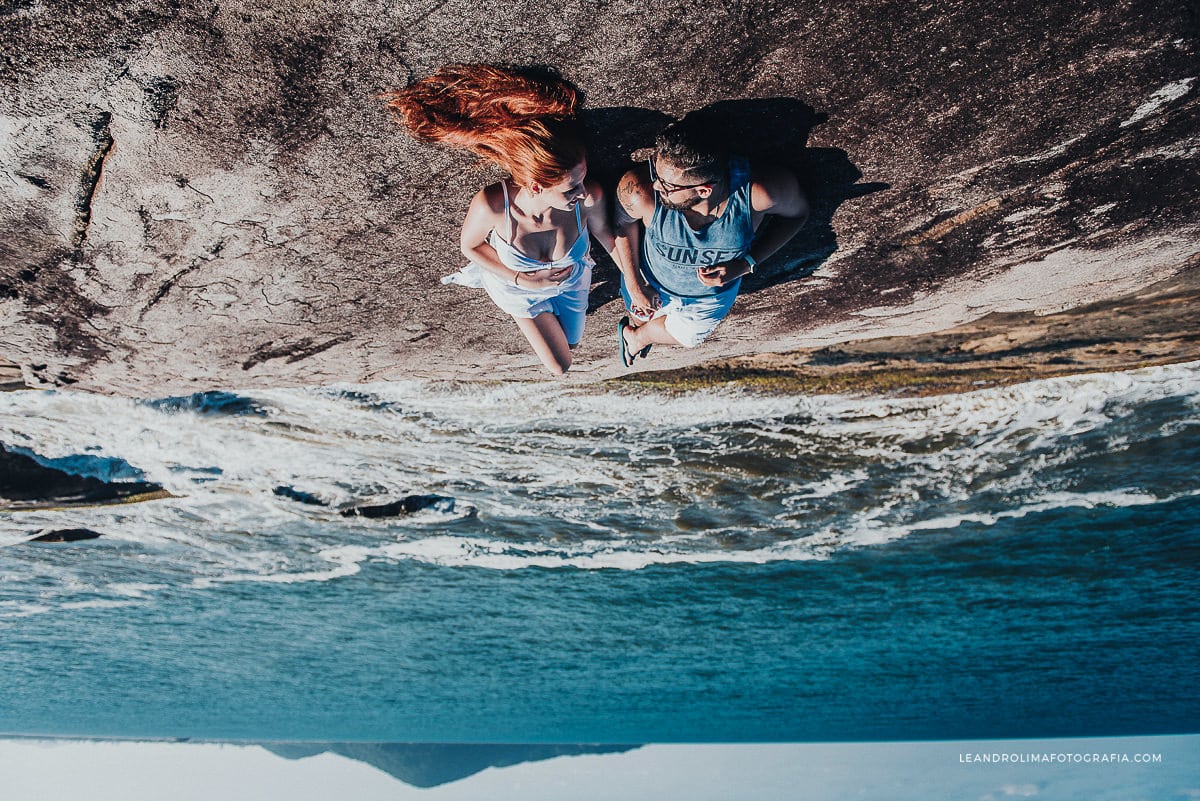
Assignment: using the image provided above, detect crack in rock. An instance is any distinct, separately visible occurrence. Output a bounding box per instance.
[74,111,115,251]
[242,335,354,370]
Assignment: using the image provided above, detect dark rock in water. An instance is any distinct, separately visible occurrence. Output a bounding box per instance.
[0,444,169,510]
[273,485,329,506]
[29,528,103,543]
[144,391,270,417]
[0,0,1196,391]
[341,494,455,518]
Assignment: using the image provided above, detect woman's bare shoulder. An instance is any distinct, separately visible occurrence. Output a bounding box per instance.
[460,182,511,245]
[464,182,509,225]
[471,182,509,212]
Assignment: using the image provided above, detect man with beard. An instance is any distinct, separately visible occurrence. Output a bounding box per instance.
[613,119,810,365]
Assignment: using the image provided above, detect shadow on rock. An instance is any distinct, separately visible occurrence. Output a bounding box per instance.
[580,106,674,185]
[581,106,674,311]
[680,98,888,294]
[582,98,887,308]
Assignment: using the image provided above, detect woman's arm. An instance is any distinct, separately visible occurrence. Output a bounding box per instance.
[460,186,513,278]
[581,178,616,255]
[460,185,567,290]
[586,177,658,313]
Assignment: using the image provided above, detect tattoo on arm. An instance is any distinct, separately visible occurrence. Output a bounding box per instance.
[615,203,636,228]
[615,174,641,226]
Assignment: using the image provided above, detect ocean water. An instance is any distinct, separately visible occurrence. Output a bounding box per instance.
[0,363,1198,742]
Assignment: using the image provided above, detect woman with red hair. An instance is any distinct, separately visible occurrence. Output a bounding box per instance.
[386,64,618,375]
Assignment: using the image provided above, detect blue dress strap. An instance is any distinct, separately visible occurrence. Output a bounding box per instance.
[500,181,516,243]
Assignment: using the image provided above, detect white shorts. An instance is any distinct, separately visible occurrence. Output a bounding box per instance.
[444,260,593,345]
[621,279,739,348]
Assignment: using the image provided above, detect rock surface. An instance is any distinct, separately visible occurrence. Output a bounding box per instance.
[1,0,1197,395]
[631,257,1200,396]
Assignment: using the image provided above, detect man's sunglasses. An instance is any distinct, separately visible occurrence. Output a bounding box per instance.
[648,154,711,193]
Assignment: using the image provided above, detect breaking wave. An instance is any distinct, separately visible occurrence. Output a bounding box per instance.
[1,362,1197,610]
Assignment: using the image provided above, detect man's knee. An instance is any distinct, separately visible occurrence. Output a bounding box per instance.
[663,315,718,348]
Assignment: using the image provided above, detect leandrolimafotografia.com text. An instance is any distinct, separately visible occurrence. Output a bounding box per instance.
[959,752,1164,765]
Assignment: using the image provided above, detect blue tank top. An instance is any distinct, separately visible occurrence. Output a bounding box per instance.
[642,157,755,298]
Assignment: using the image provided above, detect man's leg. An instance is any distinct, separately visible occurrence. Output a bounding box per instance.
[625,290,738,355]
[623,316,683,352]
[619,280,683,354]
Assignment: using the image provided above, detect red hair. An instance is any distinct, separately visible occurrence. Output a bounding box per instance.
[385,64,585,188]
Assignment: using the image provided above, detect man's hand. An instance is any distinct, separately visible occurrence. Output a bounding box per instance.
[696,258,751,287]
[627,282,661,320]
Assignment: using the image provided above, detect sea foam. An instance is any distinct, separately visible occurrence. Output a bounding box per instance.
[0,362,1196,597]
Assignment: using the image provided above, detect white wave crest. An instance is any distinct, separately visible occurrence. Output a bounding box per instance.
[0,362,1195,597]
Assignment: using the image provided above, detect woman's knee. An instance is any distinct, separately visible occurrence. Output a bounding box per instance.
[544,352,572,375]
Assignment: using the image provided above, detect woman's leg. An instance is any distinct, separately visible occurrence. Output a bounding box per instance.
[514,313,573,375]
[549,273,589,348]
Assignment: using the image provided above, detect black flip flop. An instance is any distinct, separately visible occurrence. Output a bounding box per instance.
[618,316,635,367]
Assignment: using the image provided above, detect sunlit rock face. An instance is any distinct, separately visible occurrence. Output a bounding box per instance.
[1,0,1196,394]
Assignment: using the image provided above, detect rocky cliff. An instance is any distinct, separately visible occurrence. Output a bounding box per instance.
[2,0,1197,394]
